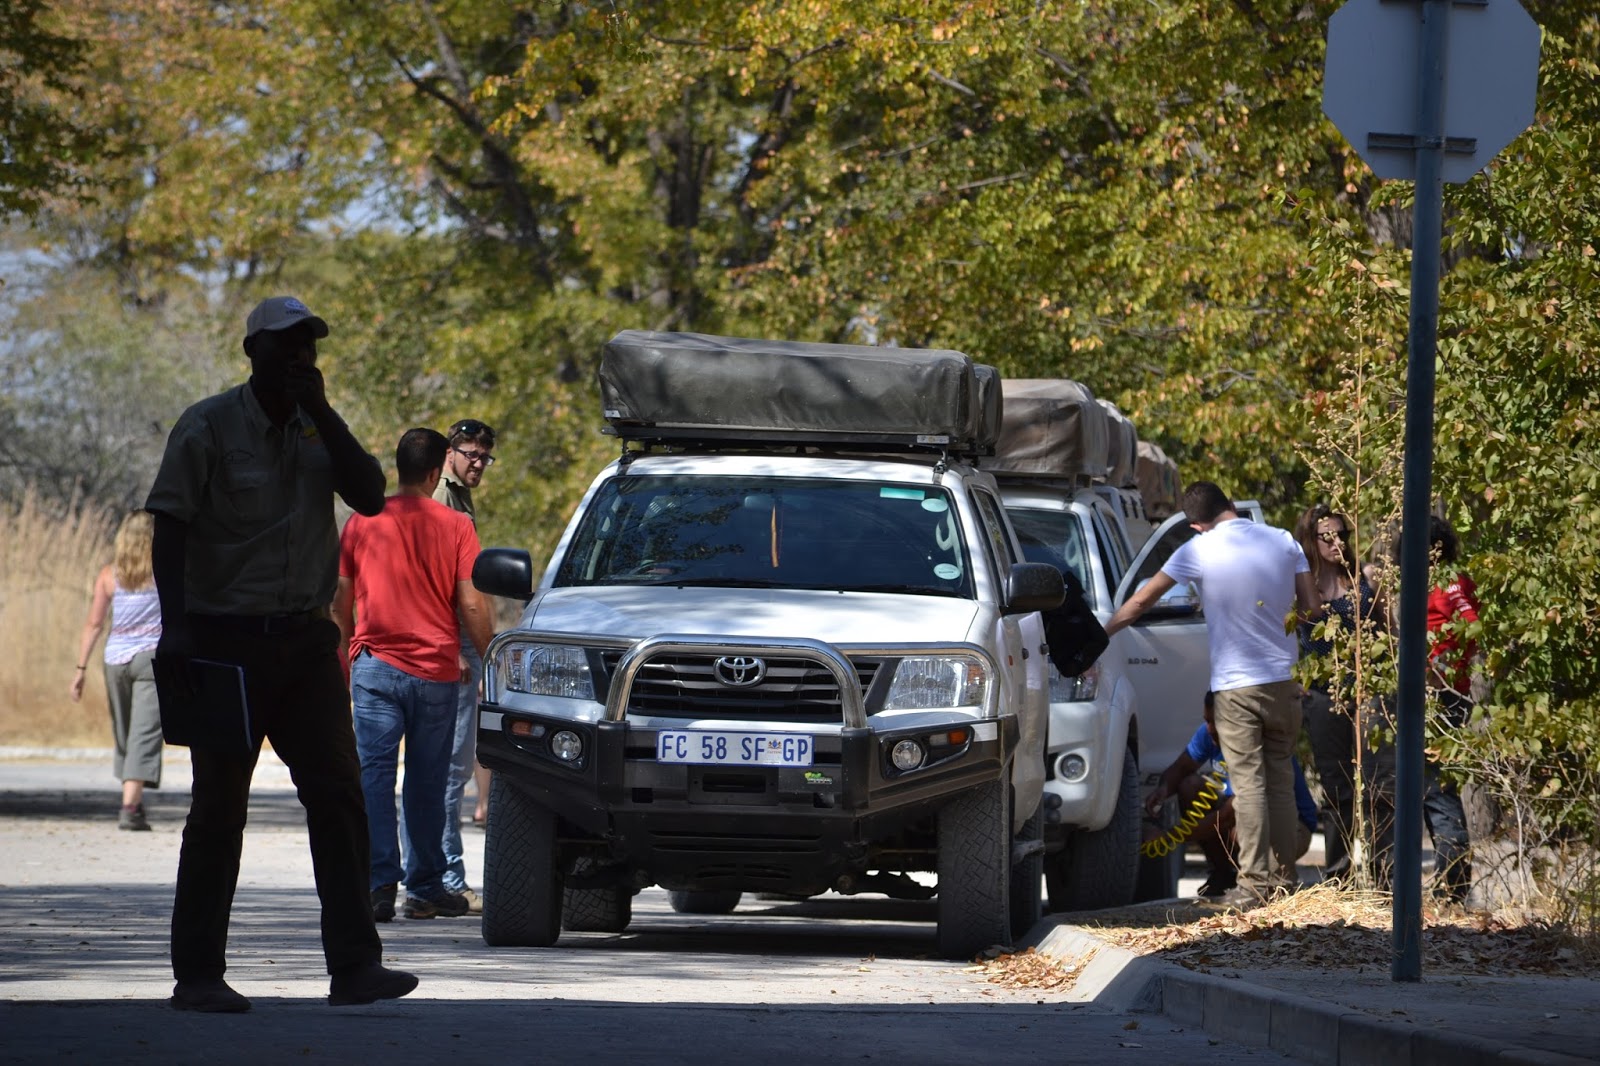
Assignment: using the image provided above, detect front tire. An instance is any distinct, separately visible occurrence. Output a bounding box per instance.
[936,778,1012,960]
[1046,747,1141,912]
[562,859,634,933]
[482,774,563,947]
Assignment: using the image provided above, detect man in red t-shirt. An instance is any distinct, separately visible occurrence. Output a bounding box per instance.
[333,428,492,922]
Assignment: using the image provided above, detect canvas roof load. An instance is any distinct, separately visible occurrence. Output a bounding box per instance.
[1136,440,1181,518]
[598,330,999,453]
[1096,399,1139,488]
[986,378,1109,482]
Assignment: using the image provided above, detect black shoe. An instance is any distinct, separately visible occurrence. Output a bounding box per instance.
[372,884,397,923]
[328,963,418,1006]
[171,979,251,1013]
[118,805,150,831]
[403,891,469,919]
[1195,871,1238,898]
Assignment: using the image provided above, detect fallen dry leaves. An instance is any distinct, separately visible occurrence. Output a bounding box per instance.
[970,945,1091,991]
[1080,883,1600,976]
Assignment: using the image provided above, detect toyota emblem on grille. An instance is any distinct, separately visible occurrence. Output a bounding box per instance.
[713,655,767,687]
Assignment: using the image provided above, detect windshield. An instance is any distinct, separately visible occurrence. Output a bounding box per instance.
[1005,507,1096,610]
[554,475,974,597]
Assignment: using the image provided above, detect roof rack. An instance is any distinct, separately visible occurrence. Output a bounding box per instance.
[598,330,1000,456]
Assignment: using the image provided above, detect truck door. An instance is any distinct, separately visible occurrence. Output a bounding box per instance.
[1113,512,1211,787]
[972,488,1048,825]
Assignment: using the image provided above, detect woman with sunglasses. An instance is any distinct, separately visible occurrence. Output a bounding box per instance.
[1294,503,1379,881]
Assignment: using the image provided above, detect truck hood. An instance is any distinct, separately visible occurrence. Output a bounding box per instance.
[523,585,983,646]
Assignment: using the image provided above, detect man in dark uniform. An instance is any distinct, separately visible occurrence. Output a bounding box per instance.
[147,295,416,1012]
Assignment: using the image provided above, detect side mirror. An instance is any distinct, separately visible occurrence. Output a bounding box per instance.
[473,548,534,600]
[1005,561,1065,615]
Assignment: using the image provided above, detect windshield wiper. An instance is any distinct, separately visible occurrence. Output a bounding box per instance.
[836,583,962,597]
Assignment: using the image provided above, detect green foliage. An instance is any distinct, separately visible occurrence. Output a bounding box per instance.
[10,4,1600,861]
[0,0,98,216]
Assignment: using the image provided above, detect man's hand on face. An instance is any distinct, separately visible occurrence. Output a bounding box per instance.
[285,361,331,417]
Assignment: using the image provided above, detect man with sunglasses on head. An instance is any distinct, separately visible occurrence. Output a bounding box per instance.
[146,296,416,1012]
[431,418,497,911]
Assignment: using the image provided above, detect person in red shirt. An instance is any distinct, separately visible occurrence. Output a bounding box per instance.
[1422,515,1478,902]
[1427,515,1481,708]
[334,428,493,921]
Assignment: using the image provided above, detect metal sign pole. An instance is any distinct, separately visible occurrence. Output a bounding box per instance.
[1393,0,1451,983]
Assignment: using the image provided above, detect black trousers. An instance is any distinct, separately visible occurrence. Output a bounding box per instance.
[1363,696,1473,902]
[1301,687,1357,873]
[170,618,382,981]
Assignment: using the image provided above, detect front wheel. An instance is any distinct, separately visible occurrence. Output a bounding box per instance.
[936,778,1012,960]
[482,774,563,947]
[1046,747,1141,912]
[562,859,634,933]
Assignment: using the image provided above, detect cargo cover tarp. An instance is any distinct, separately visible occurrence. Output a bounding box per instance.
[987,379,1108,481]
[1136,440,1180,517]
[599,330,985,448]
[1097,399,1139,488]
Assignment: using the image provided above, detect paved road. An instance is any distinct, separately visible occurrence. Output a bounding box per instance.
[0,753,1293,1065]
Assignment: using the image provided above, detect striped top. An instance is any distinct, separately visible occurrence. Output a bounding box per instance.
[104,583,162,665]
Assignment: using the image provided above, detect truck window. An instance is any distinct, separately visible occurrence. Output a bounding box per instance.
[1002,507,1097,611]
[1128,519,1198,596]
[554,475,974,597]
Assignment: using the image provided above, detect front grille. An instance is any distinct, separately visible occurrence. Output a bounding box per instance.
[600,651,883,721]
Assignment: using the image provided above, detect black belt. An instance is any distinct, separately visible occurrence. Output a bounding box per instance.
[192,610,325,636]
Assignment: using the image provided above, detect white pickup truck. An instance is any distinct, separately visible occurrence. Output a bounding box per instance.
[469,332,1065,959]
[988,379,1260,908]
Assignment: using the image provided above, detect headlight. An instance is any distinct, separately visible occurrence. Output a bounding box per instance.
[1049,662,1100,703]
[890,739,926,771]
[493,642,595,700]
[883,656,988,710]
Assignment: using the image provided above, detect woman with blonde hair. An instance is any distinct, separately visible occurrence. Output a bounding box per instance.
[70,510,164,830]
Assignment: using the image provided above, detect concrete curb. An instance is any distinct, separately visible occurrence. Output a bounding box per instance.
[1034,918,1593,1066]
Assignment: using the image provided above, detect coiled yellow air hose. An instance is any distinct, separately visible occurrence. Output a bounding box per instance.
[1140,770,1228,859]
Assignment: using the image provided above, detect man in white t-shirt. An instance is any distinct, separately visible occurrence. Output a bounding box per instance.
[1106,481,1320,905]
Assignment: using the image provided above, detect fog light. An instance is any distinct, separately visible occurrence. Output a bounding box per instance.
[890,739,926,772]
[550,730,584,762]
[1057,753,1088,783]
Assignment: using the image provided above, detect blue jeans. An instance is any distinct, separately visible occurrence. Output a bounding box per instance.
[441,639,482,893]
[352,651,458,900]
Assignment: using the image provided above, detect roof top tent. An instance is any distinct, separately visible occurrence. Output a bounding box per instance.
[984,378,1108,483]
[1095,399,1139,489]
[1135,441,1181,519]
[597,329,1002,456]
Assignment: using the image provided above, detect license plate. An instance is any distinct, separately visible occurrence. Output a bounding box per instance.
[656,731,814,767]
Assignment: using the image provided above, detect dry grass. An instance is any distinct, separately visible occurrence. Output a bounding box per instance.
[977,882,1600,994]
[1080,881,1600,976]
[0,492,117,746]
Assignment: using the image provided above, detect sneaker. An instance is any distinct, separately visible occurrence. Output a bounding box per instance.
[328,963,418,1006]
[118,805,150,831]
[403,891,469,919]
[1215,885,1265,911]
[457,887,483,915]
[171,978,251,1013]
[371,884,397,923]
[1195,870,1238,898]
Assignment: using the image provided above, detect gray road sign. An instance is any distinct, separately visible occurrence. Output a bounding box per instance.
[1323,0,1541,183]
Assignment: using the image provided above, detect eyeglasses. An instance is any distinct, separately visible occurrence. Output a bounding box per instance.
[453,446,495,467]
[1317,529,1349,543]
